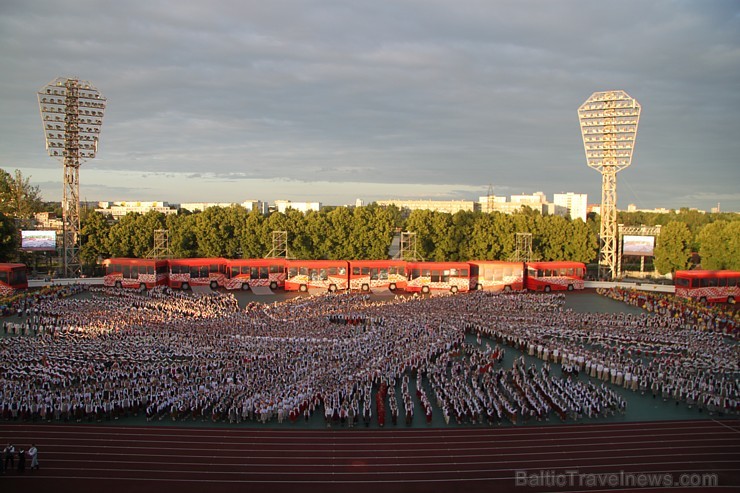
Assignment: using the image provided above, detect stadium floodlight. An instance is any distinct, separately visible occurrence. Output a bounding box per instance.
[38,77,106,277]
[578,90,640,280]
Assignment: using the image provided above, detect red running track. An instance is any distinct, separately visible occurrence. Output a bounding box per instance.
[0,419,738,493]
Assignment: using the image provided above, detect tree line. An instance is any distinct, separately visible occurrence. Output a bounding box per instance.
[1,167,738,274]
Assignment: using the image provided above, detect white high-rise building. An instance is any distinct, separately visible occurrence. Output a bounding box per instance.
[553,193,588,222]
[274,200,321,213]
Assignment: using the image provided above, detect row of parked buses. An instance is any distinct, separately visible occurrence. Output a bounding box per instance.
[3,262,737,302]
[100,257,588,294]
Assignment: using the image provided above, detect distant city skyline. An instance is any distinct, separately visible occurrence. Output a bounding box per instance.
[1,1,739,212]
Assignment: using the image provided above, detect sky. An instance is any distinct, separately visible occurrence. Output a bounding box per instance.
[1,0,739,211]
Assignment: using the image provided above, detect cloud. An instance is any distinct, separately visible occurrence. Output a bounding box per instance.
[0,0,738,211]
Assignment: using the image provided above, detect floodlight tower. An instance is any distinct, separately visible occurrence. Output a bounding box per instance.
[578,90,640,280]
[38,77,106,277]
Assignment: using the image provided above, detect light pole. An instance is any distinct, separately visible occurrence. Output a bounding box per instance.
[38,77,106,277]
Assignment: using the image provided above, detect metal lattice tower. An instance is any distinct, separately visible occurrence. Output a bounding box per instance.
[510,232,533,262]
[148,229,172,259]
[397,231,423,261]
[266,231,289,258]
[38,77,106,277]
[578,90,640,280]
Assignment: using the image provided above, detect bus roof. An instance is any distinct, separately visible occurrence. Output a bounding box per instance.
[167,258,227,265]
[0,263,26,269]
[102,258,167,265]
[526,261,586,268]
[674,270,740,278]
[349,259,407,266]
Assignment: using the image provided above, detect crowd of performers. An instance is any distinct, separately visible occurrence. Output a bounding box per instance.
[0,285,738,427]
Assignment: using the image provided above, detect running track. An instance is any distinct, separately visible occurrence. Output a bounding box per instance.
[1,419,738,493]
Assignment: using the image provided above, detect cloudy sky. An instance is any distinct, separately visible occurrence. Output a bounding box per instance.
[1,0,738,210]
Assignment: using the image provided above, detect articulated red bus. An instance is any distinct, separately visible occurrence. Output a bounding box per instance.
[103,258,169,289]
[468,261,524,292]
[167,258,228,290]
[284,259,349,292]
[348,260,407,292]
[0,263,28,297]
[226,258,287,291]
[525,261,586,292]
[405,261,470,294]
[674,270,739,304]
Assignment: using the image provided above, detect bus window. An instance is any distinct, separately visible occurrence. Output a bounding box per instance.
[200,266,209,278]
[299,267,308,276]
[319,269,327,280]
[352,267,361,275]
[259,266,268,279]
[189,266,200,279]
[210,264,220,273]
[338,267,346,275]
[123,266,131,279]
[251,267,259,279]
[14,269,27,285]
[674,277,690,288]
[288,267,298,278]
[270,264,282,274]
[431,270,440,282]
[411,269,420,279]
[147,265,154,275]
[328,267,337,275]
[0,271,7,284]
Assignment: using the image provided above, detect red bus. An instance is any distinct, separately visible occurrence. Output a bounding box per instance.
[468,261,524,292]
[348,260,407,292]
[167,258,228,290]
[0,263,28,297]
[284,260,349,292]
[525,261,586,292]
[405,261,470,294]
[674,270,739,304]
[225,258,287,291]
[103,258,169,289]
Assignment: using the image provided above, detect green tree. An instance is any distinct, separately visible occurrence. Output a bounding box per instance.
[323,207,353,259]
[565,219,598,263]
[698,220,739,270]
[448,211,476,261]
[106,213,140,257]
[349,205,394,259]
[0,212,18,262]
[166,211,199,258]
[0,169,44,222]
[79,211,111,267]
[653,221,692,274]
[195,206,246,258]
[240,209,267,259]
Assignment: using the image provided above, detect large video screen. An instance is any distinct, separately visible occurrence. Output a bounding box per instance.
[622,235,655,256]
[21,230,57,251]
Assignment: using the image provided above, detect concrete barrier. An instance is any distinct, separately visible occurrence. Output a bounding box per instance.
[29,277,104,288]
[585,280,675,293]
